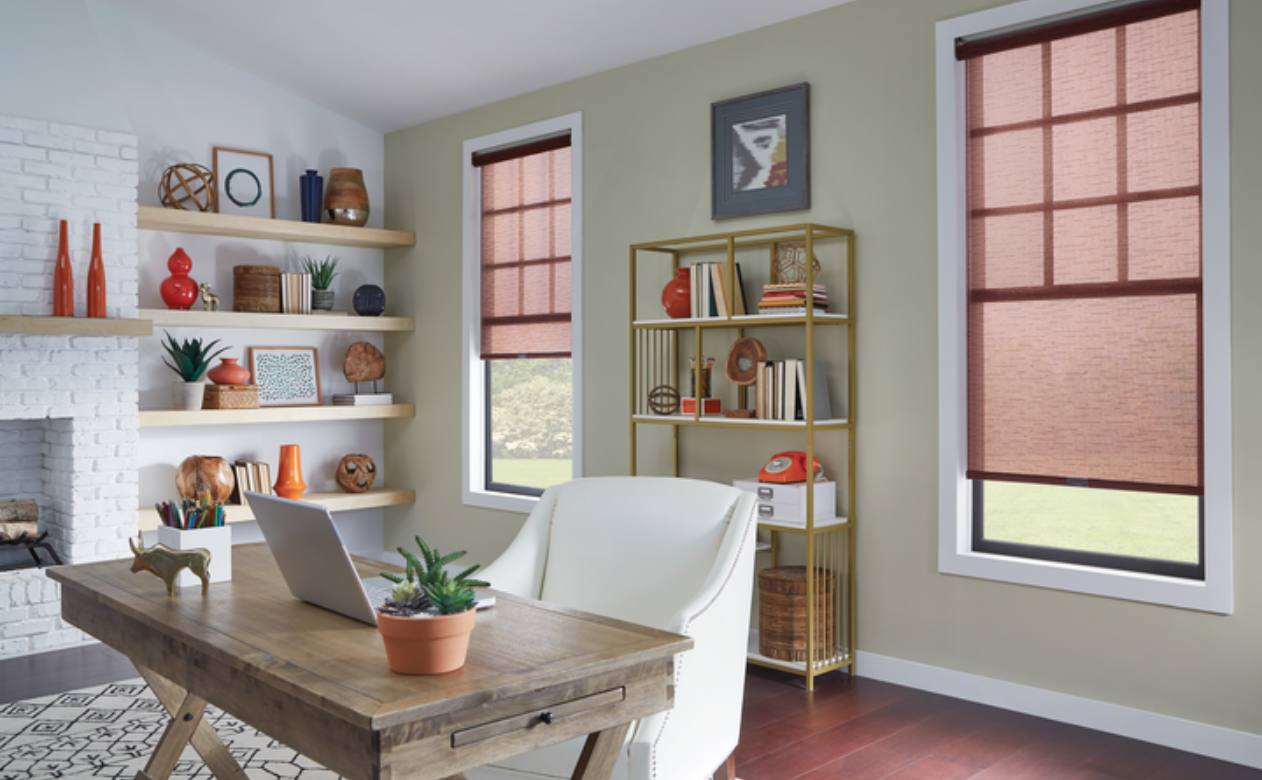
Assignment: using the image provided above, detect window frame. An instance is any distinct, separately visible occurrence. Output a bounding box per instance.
[936,0,1232,612]
[462,113,583,513]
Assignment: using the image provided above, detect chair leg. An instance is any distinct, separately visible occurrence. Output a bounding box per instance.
[713,752,737,780]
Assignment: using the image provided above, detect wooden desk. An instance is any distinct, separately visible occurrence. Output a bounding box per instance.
[48,544,692,780]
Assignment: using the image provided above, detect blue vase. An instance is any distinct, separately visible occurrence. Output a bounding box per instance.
[300,169,323,223]
[353,284,386,316]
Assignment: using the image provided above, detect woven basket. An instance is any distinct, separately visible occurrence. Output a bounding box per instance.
[203,384,259,410]
[233,265,281,313]
[757,566,834,662]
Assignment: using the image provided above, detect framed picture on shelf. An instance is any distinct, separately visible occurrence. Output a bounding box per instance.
[212,146,275,218]
[248,346,321,406]
[711,83,810,220]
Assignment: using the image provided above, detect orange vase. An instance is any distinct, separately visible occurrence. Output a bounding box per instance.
[87,222,106,318]
[53,220,73,317]
[273,444,307,499]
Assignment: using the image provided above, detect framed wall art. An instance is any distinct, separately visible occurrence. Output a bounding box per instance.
[711,83,810,220]
[212,146,276,218]
[248,346,322,406]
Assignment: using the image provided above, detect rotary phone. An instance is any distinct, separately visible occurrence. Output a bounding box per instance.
[758,450,824,484]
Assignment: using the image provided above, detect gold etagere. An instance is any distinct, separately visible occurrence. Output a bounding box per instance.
[628,223,856,690]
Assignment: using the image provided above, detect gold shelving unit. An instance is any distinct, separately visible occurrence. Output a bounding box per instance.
[628,223,856,690]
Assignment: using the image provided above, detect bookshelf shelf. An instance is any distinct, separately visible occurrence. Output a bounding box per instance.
[137,206,415,249]
[139,403,414,428]
[631,414,850,431]
[141,308,414,332]
[632,313,849,330]
[0,315,152,337]
[136,488,415,531]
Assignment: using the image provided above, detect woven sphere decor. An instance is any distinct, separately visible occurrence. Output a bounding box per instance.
[159,163,216,212]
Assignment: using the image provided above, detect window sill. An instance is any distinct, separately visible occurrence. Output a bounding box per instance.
[939,547,1232,614]
[463,488,538,514]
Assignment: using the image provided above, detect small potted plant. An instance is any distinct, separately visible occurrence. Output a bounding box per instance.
[303,255,339,311]
[161,331,228,410]
[376,535,488,675]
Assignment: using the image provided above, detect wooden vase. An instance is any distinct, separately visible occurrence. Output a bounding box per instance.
[176,455,235,503]
[53,220,73,316]
[324,167,369,227]
[87,222,106,317]
[273,444,307,499]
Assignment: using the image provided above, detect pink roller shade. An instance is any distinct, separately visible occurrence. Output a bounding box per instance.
[963,6,1202,494]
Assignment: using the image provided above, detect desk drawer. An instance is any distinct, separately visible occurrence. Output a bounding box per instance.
[451,687,626,749]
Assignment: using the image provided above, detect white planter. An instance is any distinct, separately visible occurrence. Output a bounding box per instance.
[157,524,232,587]
[172,380,205,410]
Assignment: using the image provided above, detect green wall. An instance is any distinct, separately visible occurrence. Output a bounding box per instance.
[385,0,1262,736]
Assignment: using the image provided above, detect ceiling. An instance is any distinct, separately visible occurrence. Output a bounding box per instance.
[123,0,850,133]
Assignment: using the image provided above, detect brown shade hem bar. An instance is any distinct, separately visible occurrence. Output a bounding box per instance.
[482,351,573,360]
[966,470,1202,496]
[970,277,1199,303]
[955,0,1199,60]
[472,133,571,167]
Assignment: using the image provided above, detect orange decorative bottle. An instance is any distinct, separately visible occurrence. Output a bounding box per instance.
[273,444,307,499]
[87,223,106,318]
[53,220,74,317]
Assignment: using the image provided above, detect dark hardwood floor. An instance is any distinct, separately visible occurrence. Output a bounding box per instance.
[738,667,1261,780]
[3,645,1257,778]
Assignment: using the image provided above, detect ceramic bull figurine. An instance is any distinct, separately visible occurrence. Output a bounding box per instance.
[128,533,212,596]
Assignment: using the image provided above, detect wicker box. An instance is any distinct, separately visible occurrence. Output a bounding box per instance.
[233,265,281,312]
[202,384,259,409]
[757,566,834,662]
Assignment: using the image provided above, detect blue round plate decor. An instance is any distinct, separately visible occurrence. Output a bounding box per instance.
[353,284,386,316]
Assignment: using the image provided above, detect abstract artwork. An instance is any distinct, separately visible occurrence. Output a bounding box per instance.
[249,346,322,406]
[712,83,810,219]
[212,146,275,218]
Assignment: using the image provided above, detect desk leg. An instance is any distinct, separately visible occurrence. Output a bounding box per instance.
[134,663,249,780]
[571,722,632,780]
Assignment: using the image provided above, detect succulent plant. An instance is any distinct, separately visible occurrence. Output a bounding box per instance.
[379,535,488,617]
[160,331,229,382]
[302,255,339,290]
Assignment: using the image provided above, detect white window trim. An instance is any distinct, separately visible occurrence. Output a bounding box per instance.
[936,0,1232,612]
[461,113,584,514]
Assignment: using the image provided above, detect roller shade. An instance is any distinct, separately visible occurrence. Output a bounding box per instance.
[476,135,572,359]
[962,1,1202,495]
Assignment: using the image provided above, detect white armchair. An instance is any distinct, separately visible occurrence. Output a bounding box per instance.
[467,477,757,780]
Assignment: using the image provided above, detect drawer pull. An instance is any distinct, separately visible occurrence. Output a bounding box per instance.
[539,711,554,725]
[758,487,774,498]
[758,504,774,516]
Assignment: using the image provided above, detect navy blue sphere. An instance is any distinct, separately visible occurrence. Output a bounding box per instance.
[353,284,386,316]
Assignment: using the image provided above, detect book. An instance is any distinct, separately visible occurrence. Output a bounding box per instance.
[784,358,799,422]
[259,463,273,495]
[792,360,833,420]
[733,263,748,315]
[232,464,250,504]
[332,393,394,406]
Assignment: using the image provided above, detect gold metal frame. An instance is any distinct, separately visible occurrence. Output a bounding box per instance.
[628,223,856,690]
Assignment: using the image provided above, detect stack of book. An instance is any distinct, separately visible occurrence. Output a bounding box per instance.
[757,282,828,314]
[687,262,748,318]
[280,272,312,314]
[332,392,394,406]
[231,460,273,504]
[754,359,832,421]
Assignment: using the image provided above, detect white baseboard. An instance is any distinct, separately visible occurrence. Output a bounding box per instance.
[855,651,1262,770]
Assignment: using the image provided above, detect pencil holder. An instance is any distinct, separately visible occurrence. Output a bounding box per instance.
[157,525,232,587]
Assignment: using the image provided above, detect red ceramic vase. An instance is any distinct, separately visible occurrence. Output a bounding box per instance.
[160,248,198,310]
[661,267,691,319]
[273,444,307,499]
[87,223,106,318]
[53,220,74,317]
[207,357,251,386]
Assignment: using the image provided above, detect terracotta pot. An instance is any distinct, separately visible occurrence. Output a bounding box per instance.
[207,357,251,386]
[661,267,691,319]
[324,167,369,227]
[161,248,199,310]
[87,222,106,318]
[176,455,235,503]
[173,381,205,411]
[53,219,73,317]
[273,444,307,499]
[377,608,476,675]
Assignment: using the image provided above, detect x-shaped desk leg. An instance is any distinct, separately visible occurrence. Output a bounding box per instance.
[132,663,248,780]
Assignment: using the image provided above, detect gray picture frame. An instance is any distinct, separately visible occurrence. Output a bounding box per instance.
[711,83,810,220]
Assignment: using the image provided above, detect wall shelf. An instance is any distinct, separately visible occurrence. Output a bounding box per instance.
[139,403,414,428]
[137,206,416,249]
[0,315,152,338]
[141,308,414,332]
[136,488,415,531]
[632,414,850,431]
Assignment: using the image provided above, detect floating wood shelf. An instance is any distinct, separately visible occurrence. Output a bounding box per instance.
[139,403,414,428]
[0,315,152,337]
[632,313,849,330]
[137,206,416,249]
[141,308,414,332]
[136,488,415,531]
[632,414,849,431]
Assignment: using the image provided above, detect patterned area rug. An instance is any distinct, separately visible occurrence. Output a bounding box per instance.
[0,679,337,779]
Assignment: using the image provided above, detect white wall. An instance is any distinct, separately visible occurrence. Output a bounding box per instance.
[1,0,391,554]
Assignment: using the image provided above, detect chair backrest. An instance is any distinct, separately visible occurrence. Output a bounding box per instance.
[537,477,745,630]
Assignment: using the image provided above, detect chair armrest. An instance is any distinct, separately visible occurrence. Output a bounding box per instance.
[478,488,557,598]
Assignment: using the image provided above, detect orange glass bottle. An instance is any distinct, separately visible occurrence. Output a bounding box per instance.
[53,220,73,317]
[273,444,307,499]
[87,222,106,318]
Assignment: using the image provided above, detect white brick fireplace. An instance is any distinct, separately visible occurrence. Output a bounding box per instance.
[0,113,140,657]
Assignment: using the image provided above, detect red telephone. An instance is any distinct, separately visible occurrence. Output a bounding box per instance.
[758,451,823,484]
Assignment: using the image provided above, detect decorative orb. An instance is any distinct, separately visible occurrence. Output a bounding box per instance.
[336,453,377,494]
[343,341,385,383]
[176,456,235,503]
[648,385,681,416]
[775,242,822,285]
[353,284,386,316]
[159,163,216,212]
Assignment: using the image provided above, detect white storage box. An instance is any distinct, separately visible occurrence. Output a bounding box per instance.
[733,478,836,528]
[156,525,232,587]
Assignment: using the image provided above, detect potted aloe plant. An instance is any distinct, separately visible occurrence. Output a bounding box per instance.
[161,331,228,410]
[302,255,339,311]
[376,536,488,675]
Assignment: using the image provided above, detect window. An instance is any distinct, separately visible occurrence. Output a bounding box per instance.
[463,115,582,512]
[936,0,1231,611]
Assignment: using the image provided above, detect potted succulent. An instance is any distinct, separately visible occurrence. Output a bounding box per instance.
[161,331,228,410]
[376,535,488,675]
[303,255,339,311]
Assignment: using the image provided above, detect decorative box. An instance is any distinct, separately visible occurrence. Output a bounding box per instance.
[680,397,722,416]
[156,525,232,587]
[233,264,281,313]
[733,478,836,527]
[202,384,259,409]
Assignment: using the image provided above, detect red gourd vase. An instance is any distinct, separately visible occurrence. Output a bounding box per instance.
[160,248,198,310]
[53,220,74,317]
[273,444,307,499]
[87,223,106,318]
[207,357,251,386]
[661,267,691,319]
